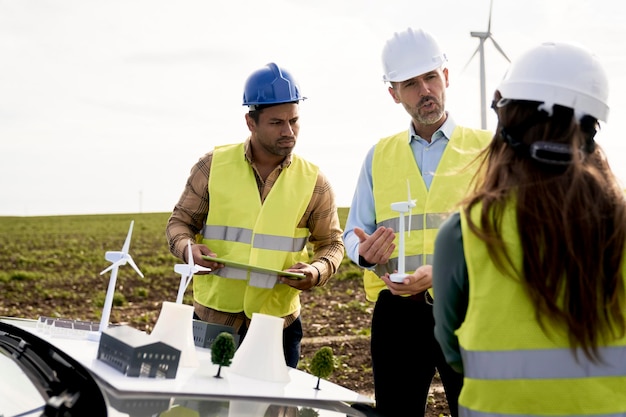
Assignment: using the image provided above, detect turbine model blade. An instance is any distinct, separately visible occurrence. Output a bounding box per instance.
[187,239,194,269]
[127,256,144,278]
[194,264,212,274]
[174,240,212,276]
[181,239,196,280]
[121,220,134,255]
[100,221,143,277]
[100,258,125,275]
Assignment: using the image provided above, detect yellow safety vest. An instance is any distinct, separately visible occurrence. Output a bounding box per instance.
[458,203,626,415]
[363,126,491,301]
[195,143,318,318]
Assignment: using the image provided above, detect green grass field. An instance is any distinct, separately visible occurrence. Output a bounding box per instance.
[0,208,354,327]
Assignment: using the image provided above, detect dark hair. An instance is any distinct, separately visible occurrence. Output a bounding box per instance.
[247,106,268,123]
[247,101,299,123]
[464,93,626,362]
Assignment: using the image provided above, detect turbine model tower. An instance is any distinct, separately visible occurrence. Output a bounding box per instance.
[97,220,144,335]
[389,180,416,283]
[463,0,510,129]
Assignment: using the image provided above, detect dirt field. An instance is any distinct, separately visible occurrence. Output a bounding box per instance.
[298,274,451,417]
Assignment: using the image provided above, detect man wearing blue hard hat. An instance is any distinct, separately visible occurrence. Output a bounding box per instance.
[166,63,344,368]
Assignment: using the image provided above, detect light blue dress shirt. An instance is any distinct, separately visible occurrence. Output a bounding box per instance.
[343,115,457,266]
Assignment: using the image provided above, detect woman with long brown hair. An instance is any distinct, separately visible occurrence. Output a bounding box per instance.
[433,41,626,416]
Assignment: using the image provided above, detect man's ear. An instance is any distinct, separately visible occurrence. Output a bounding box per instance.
[245,113,255,132]
[387,85,401,104]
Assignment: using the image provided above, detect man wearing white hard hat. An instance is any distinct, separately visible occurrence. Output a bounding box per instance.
[433,41,626,416]
[343,28,491,416]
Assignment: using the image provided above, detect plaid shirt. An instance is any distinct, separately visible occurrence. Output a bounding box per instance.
[166,138,344,326]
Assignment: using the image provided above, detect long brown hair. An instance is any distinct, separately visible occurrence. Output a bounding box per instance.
[464,94,626,362]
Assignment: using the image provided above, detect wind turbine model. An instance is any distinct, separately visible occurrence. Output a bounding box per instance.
[463,0,510,129]
[97,220,144,335]
[389,180,416,283]
[174,239,211,304]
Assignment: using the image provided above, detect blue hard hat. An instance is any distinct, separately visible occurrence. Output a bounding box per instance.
[242,63,306,108]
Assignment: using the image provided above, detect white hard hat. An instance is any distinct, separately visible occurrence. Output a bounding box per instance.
[497,41,609,122]
[381,27,448,83]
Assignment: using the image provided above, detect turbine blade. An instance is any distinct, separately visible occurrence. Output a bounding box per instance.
[487,0,494,33]
[489,37,511,62]
[121,220,134,254]
[127,256,144,278]
[461,46,481,74]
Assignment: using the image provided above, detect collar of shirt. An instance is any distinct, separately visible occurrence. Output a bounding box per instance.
[408,112,457,144]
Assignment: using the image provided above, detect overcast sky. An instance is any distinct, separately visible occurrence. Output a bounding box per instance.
[1,0,625,216]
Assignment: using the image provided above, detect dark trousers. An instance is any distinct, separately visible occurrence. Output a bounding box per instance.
[371,290,463,417]
[282,316,303,368]
[193,313,303,368]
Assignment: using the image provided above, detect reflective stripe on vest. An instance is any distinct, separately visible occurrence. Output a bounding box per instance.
[363,127,491,301]
[201,224,309,252]
[462,346,626,380]
[377,212,450,231]
[374,213,445,276]
[209,266,284,289]
[458,203,626,416]
[460,407,626,417]
[374,254,435,277]
[194,143,317,317]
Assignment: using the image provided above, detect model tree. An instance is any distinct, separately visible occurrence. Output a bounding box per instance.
[211,332,236,378]
[299,407,320,417]
[310,346,335,390]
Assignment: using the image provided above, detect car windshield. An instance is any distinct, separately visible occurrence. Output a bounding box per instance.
[0,352,46,417]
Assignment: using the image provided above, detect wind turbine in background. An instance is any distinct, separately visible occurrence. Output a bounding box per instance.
[389,180,416,283]
[97,220,144,335]
[174,239,211,304]
[463,0,510,129]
